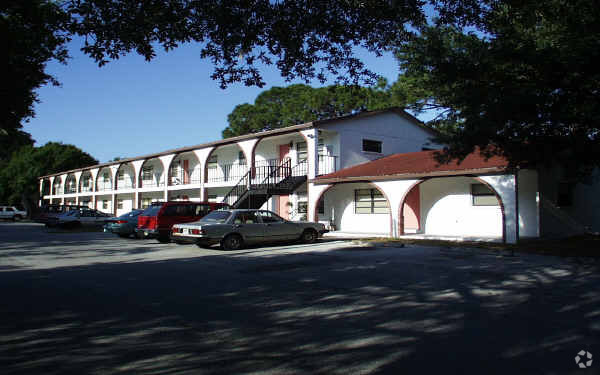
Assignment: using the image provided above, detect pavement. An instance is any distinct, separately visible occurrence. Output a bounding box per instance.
[0,222,599,374]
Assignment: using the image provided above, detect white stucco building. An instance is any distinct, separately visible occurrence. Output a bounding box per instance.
[39,108,599,243]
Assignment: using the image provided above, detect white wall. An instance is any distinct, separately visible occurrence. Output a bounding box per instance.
[518,169,539,237]
[319,112,438,170]
[320,182,391,235]
[116,193,134,217]
[96,194,113,215]
[419,177,503,238]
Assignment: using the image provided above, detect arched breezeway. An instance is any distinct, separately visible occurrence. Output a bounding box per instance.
[398,176,506,242]
[313,182,393,237]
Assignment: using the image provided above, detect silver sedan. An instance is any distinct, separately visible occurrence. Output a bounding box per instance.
[170,209,328,250]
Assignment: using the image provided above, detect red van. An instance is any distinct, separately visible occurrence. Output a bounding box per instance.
[136,201,229,242]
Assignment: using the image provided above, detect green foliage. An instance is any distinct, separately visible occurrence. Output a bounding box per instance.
[0,142,97,211]
[2,0,71,134]
[222,82,402,138]
[395,0,600,176]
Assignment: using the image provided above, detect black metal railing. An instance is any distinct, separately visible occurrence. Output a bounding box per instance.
[257,158,292,189]
[222,170,252,206]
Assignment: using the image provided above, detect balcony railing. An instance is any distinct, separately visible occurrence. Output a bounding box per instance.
[169,168,202,186]
[80,186,93,193]
[97,182,113,191]
[140,179,165,188]
[65,186,77,194]
[318,155,338,175]
[116,180,135,190]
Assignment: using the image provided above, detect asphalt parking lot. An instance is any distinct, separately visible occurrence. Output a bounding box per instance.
[1,222,599,374]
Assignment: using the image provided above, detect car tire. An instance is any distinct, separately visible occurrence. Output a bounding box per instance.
[222,234,243,251]
[300,229,317,244]
[118,233,130,238]
[13,215,22,222]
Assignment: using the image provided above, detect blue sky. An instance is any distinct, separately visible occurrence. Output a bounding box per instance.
[25,38,404,163]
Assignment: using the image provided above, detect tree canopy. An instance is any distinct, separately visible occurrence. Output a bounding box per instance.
[0,142,97,213]
[396,0,600,176]
[222,82,401,138]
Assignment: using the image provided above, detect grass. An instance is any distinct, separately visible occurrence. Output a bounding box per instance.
[352,235,600,258]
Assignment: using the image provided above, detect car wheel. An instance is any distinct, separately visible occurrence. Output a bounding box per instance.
[118,233,130,238]
[13,215,22,221]
[300,229,317,244]
[222,234,243,250]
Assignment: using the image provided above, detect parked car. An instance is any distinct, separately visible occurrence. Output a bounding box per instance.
[0,206,27,221]
[34,204,90,226]
[103,209,145,238]
[48,209,111,228]
[170,209,328,250]
[136,201,230,243]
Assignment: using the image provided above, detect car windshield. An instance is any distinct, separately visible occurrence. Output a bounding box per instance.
[199,211,231,223]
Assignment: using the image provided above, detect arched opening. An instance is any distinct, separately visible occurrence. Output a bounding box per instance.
[204,143,248,184]
[398,176,506,242]
[79,171,93,193]
[96,167,113,192]
[52,177,62,195]
[313,182,393,236]
[139,158,164,188]
[167,151,201,186]
[41,178,51,197]
[64,174,77,194]
[115,162,136,190]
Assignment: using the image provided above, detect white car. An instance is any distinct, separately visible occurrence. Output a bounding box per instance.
[49,209,111,228]
[0,206,27,221]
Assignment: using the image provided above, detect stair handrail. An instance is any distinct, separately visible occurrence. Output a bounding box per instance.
[258,158,292,189]
[222,169,252,206]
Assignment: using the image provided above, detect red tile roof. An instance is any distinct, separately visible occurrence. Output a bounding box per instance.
[314,149,509,183]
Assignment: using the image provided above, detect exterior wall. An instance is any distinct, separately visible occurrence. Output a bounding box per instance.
[320,112,437,170]
[96,194,113,215]
[168,189,201,201]
[318,182,391,235]
[567,168,600,232]
[115,193,134,217]
[419,177,503,238]
[140,159,165,188]
[170,152,201,185]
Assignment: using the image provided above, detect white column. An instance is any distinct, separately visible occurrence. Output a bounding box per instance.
[307,182,331,222]
[61,173,68,195]
[159,154,176,201]
[193,148,214,202]
[301,129,319,180]
[89,168,99,192]
[237,139,260,179]
[49,176,55,197]
[39,179,44,206]
[74,171,82,195]
[131,160,145,208]
[373,180,420,237]
[481,174,517,244]
[109,165,120,190]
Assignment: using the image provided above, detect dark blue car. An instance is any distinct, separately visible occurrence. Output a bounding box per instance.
[104,209,145,238]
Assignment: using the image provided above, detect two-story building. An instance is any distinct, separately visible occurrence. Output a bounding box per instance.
[39,108,599,243]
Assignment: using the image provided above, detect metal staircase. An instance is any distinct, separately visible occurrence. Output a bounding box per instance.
[222,159,308,209]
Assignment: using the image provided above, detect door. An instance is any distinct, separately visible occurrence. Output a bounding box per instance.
[183,159,189,184]
[257,210,298,240]
[231,211,264,244]
[278,144,291,219]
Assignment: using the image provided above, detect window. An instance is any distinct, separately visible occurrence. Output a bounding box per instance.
[296,141,326,161]
[257,211,283,223]
[117,199,123,209]
[471,184,498,206]
[298,201,308,214]
[362,139,382,153]
[233,211,259,224]
[194,204,211,216]
[103,172,110,182]
[142,167,153,180]
[207,194,217,202]
[238,151,246,164]
[102,200,108,209]
[207,155,218,169]
[354,189,389,214]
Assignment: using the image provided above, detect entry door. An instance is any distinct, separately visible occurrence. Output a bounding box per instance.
[278,144,291,219]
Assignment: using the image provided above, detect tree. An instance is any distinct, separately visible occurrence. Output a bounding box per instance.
[395,0,600,178]
[0,142,97,215]
[222,82,398,138]
[2,1,70,135]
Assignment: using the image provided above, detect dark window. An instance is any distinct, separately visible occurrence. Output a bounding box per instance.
[257,211,283,223]
[142,167,153,180]
[471,184,498,206]
[362,139,382,153]
[298,201,308,214]
[200,210,231,223]
[162,205,179,216]
[194,204,211,216]
[238,151,246,164]
[317,198,325,215]
[354,189,388,214]
[233,211,259,224]
[207,155,218,169]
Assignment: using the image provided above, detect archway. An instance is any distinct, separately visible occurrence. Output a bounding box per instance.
[64,174,77,194]
[115,162,136,190]
[79,171,93,192]
[204,143,248,184]
[398,176,506,242]
[52,176,62,195]
[167,151,201,186]
[313,182,393,236]
[139,158,164,188]
[96,167,113,192]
